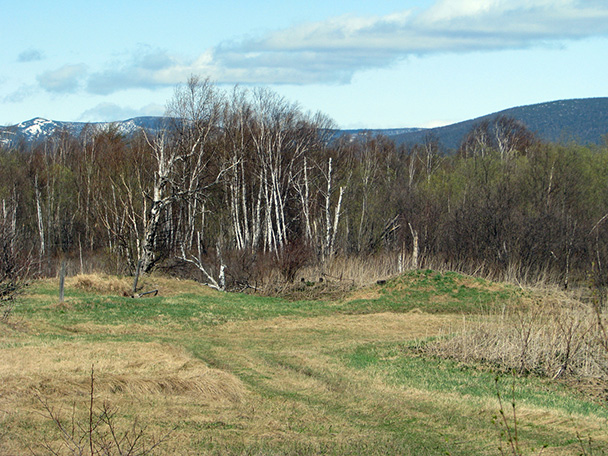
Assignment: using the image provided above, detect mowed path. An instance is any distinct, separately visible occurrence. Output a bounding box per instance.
[187,312,607,455]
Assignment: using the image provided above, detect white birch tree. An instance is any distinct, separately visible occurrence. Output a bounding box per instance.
[139,76,226,276]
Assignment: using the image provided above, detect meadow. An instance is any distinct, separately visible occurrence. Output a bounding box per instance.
[1,270,607,455]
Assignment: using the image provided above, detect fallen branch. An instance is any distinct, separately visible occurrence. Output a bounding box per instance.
[178,247,224,291]
[135,289,159,298]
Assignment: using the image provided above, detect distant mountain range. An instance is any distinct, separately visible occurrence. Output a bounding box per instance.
[387,97,608,150]
[2,98,607,151]
[0,116,168,146]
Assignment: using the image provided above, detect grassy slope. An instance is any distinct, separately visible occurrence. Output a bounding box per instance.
[1,270,606,455]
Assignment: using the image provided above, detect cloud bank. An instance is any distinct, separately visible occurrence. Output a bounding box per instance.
[38,0,608,95]
[37,64,87,93]
[79,102,165,122]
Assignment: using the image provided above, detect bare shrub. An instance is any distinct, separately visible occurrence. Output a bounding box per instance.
[277,240,314,283]
[493,375,524,456]
[165,248,264,292]
[221,248,261,291]
[422,288,608,389]
[0,222,30,321]
[32,366,173,456]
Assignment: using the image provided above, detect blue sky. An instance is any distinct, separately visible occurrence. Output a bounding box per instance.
[2,0,608,128]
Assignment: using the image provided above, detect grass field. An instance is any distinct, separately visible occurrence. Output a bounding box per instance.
[1,270,607,455]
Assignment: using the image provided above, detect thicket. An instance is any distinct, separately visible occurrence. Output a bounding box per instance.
[1,78,607,292]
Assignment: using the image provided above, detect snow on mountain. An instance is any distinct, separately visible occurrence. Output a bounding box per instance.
[17,117,60,138]
[0,117,168,146]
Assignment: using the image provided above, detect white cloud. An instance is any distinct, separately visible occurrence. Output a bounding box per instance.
[421,0,570,22]
[86,49,182,95]
[58,0,608,94]
[37,64,87,93]
[3,84,37,103]
[421,119,456,128]
[78,102,165,122]
[205,0,608,84]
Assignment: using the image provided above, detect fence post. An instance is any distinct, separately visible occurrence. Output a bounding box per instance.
[59,260,66,303]
[132,260,142,297]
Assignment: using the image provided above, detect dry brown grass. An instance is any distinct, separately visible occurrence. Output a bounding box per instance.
[342,286,383,303]
[0,339,246,454]
[185,312,607,454]
[423,285,608,396]
[272,253,409,290]
[265,253,446,300]
[0,341,245,401]
[0,310,468,455]
[221,312,462,348]
[70,274,133,295]
[67,273,218,297]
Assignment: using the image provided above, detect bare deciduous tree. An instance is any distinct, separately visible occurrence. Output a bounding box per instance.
[0,219,29,321]
[140,76,227,278]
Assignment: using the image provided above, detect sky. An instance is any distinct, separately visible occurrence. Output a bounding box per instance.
[2,0,608,129]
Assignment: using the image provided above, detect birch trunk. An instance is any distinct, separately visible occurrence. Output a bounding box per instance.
[240,160,250,246]
[35,176,45,256]
[324,157,333,261]
[140,134,173,273]
[302,157,312,241]
[329,186,344,259]
[409,223,419,270]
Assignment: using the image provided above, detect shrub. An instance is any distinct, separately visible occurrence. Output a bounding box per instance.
[0,222,30,321]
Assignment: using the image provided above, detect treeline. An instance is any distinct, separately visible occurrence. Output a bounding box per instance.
[1,76,608,290]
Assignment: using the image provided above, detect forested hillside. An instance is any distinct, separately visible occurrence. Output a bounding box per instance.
[1,77,608,291]
[390,97,608,149]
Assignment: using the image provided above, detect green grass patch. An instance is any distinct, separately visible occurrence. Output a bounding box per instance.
[342,342,608,453]
[17,286,334,331]
[19,270,518,331]
[342,269,519,315]
[345,342,608,419]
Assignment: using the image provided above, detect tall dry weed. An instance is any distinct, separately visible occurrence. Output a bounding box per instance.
[302,253,408,286]
[71,274,133,295]
[422,287,608,391]
[32,366,174,456]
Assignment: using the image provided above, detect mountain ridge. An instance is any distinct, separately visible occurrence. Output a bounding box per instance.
[388,97,608,150]
[0,116,169,145]
[2,97,607,150]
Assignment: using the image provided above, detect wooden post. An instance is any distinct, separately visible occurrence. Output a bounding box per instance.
[132,260,142,296]
[59,260,66,303]
[79,235,84,274]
